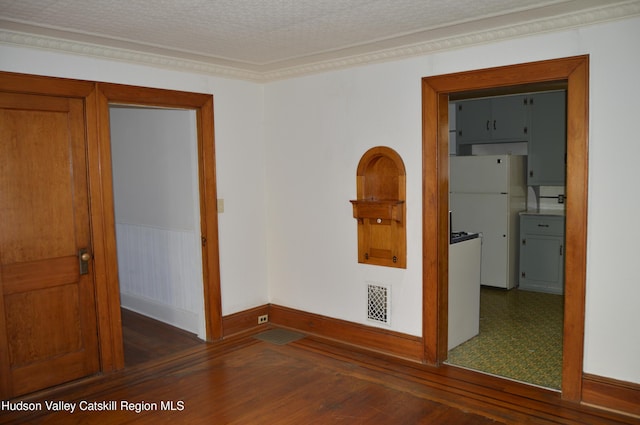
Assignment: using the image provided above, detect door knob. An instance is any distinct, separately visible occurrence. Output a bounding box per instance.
[78,249,92,275]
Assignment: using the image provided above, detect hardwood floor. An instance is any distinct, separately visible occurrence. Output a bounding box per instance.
[2,329,636,424]
[121,308,203,368]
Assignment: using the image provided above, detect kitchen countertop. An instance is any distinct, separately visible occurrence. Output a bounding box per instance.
[520,209,565,216]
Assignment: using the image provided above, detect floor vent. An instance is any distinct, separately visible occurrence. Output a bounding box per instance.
[254,329,305,345]
[367,283,390,325]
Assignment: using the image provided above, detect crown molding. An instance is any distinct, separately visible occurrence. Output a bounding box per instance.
[263,0,640,81]
[0,29,264,82]
[1,1,639,83]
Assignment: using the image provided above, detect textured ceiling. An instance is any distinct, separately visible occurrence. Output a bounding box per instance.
[0,0,637,80]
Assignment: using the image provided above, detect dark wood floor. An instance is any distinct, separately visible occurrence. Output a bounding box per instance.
[121,308,203,368]
[2,327,636,424]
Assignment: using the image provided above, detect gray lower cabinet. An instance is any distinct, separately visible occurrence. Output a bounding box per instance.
[519,214,565,294]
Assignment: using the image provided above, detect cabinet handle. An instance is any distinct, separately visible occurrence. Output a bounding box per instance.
[529,170,534,177]
[486,120,490,131]
[522,239,526,245]
[537,224,549,227]
[393,256,397,263]
[493,120,496,130]
[560,245,563,256]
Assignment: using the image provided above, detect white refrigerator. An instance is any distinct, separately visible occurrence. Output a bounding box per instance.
[449,155,526,289]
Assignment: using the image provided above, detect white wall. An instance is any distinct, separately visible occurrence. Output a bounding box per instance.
[0,45,270,318]
[110,108,198,231]
[264,17,640,384]
[264,64,423,335]
[2,14,639,384]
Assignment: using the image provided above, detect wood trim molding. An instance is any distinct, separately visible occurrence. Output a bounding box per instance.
[562,55,590,402]
[269,304,424,362]
[94,83,223,360]
[223,304,423,362]
[421,55,589,402]
[0,71,95,96]
[222,305,270,337]
[195,94,224,341]
[582,374,640,418]
[92,85,125,372]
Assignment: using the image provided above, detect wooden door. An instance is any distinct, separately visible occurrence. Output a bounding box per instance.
[0,91,99,397]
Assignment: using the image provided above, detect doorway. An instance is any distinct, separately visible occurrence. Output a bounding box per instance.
[109,106,206,365]
[94,83,223,372]
[444,91,566,390]
[421,56,589,401]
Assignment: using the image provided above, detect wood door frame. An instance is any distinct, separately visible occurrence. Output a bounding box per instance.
[94,83,223,371]
[421,55,589,401]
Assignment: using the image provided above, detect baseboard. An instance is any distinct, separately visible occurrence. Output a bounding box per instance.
[269,304,424,362]
[221,305,640,418]
[582,373,640,418]
[221,304,423,361]
[120,292,203,337]
[222,305,271,337]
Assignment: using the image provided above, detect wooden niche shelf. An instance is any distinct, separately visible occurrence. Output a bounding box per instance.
[350,146,406,268]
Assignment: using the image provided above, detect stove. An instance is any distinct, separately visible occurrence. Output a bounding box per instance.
[450,231,479,244]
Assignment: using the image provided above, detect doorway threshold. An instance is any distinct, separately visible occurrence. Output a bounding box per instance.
[446,287,563,390]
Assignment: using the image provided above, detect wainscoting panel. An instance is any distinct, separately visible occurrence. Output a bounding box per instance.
[116,223,205,336]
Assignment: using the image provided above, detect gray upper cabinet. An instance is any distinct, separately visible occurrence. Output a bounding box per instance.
[528,91,567,186]
[455,91,567,187]
[456,95,529,145]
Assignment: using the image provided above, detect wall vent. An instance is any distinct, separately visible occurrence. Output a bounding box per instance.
[367,282,390,325]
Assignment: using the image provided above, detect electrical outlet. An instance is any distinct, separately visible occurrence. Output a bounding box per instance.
[258,314,268,324]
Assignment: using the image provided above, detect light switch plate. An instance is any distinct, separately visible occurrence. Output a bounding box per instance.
[217,198,224,213]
